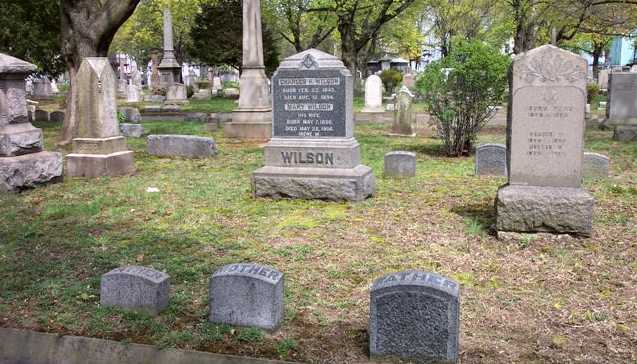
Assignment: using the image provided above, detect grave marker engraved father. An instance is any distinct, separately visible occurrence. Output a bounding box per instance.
[495,45,594,236]
[369,270,460,364]
[209,263,284,331]
[100,266,170,315]
[252,49,375,201]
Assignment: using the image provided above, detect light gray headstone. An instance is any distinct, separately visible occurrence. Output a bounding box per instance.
[384,151,416,178]
[475,144,507,176]
[147,134,217,158]
[100,266,170,315]
[363,75,383,112]
[583,152,609,178]
[75,57,119,138]
[120,123,144,138]
[606,72,637,125]
[118,107,141,123]
[370,270,460,364]
[392,86,414,135]
[209,263,284,331]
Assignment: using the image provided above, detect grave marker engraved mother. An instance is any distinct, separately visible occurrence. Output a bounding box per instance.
[100,266,170,315]
[369,270,460,364]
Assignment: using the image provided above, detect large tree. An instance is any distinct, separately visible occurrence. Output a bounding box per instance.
[59,0,141,145]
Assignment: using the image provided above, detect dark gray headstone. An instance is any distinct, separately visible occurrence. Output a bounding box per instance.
[583,152,609,178]
[100,266,170,315]
[475,144,507,176]
[613,125,637,141]
[147,134,217,158]
[384,151,416,178]
[49,111,65,123]
[209,263,284,331]
[607,72,637,125]
[370,270,460,364]
[34,109,49,122]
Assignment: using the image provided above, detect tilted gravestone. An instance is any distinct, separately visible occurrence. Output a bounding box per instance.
[66,57,135,178]
[100,266,170,315]
[252,49,375,201]
[384,151,416,178]
[0,53,62,192]
[370,270,460,364]
[475,144,507,176]
[147,134,217,158]
[583,152,609,179]
[362,75,383,113]
[495,45,594,236]
[606,73,637,141]
[209,263,284,331]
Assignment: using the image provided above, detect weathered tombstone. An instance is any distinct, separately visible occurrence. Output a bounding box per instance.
[120,123,144,138]
[252,49,376,201]
[33,109,49,122]
[118,107,141,123]
[613,126,637,141]
[606,72,637,140]
[392,86,415,135]
[212,76,222,91]
[66,58,136,177]
[126,83,140,103]
[369,270,460,364]
[166,84,187,102]
[209,263,283,331]
[0,53,63,192]
[384,151,416,178]
[475,144,507,176]
[495,45,594,236]
[32,78,52,98]
[225,0,272,139]
[49,111,65,123]
[147,134,217,158]
[583,152,609,178]
[598,69,609,90]
[100,266,170,315]
[362,75,383,113]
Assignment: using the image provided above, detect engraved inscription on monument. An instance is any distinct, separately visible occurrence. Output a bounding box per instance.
[273,70,346,138]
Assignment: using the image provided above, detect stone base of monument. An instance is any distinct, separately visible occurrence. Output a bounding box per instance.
[224,109,272,139]
[361,106,384,113]
[0,124,43,156]
[0,151,63,192]
[66,150,135,178]
[495,185,594,236]
[252,165,375,201]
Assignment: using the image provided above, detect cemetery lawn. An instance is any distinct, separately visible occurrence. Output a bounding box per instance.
[1,120,636,363]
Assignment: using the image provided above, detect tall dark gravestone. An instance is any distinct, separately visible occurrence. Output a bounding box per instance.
[495,45,594,236]
[369,270,460,364]
[252,49,375,201]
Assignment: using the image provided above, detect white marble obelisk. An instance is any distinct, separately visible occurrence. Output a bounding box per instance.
[225,0,272,139]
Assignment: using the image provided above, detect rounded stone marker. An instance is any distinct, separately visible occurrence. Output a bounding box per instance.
[209,263,284,331]
[100,266,170,315]
[384,151,416,178]
[370,270,460,364]
[475,143,507,176]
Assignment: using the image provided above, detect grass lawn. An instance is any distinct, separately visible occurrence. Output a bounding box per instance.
[0,118,636,363]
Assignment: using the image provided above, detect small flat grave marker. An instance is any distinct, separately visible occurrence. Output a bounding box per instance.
[100,266,170,315]
[209,263,284,331]
[370,270,460,364]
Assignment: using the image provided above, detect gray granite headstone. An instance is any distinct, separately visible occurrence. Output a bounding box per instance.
[49,111,65,123]
[119,107,141,123]
[147,134,216,158]
[613,125,637,141]
[252,49,375,201]
[475,144,507,176]
[100,266,170,315]
[495,45,594,236]
[583,152,609,179]
[384,151,416,178]
[34,109,49,122]
[606,72,637,126]
[370,270,460,364]
[209,263,284,331]
[120,123,144,138]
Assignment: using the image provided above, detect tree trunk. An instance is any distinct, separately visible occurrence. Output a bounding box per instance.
[592,44,603,80]
[58,0,141,145]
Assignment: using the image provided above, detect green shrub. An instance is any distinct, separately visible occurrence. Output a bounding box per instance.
[417,40,510,156]
[186,85,194,98]
[117,111,126,123]
[223,80,239,89]
[587,83,600,104]
[379,69,403,93]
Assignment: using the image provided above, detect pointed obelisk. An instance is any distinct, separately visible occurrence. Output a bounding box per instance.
[224,0,272,139]
[158,8,185,104]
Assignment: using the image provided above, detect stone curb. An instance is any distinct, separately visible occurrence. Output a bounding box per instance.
[0,327,300,364]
